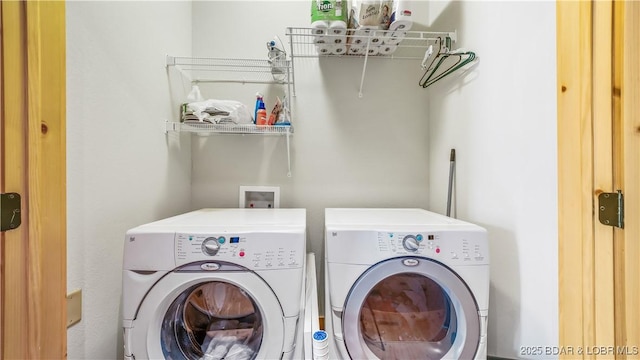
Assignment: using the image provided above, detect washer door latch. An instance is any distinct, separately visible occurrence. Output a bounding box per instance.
[598,190,624,229]
[1,193,21,232]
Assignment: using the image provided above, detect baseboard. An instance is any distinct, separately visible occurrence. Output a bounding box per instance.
[488,356,516,360]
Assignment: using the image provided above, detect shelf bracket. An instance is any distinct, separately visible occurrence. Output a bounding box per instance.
[286,129,292,177]
[165,54,175,67]
[165,120,180,134]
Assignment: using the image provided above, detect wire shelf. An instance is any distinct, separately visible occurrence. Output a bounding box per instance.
[166,122,294,135]
[286,27,455,60]
[165,55,295,176]
[166,55,291,84]
[166,121,295,177]
[286,27,457,97]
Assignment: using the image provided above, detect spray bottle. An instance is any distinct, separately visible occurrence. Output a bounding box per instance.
[254,93,264,124]
[255,93,267,125]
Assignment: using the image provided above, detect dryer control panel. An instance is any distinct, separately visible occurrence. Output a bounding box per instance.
[174,231,304,269]
[325,229,488,266]
[376,231,489,265]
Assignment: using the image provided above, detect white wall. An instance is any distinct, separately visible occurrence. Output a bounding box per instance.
[426,1,558,359]
[189,0,432,324]
[66,2,192,358]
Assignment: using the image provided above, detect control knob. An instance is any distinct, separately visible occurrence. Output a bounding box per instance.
[402,235,420,252]
[202,237,220,256]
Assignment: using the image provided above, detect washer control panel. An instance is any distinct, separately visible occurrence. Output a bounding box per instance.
[175,232,304,269]
[376,231,488,264]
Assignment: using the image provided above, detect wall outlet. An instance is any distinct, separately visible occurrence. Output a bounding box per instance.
[66,288,82,328]
[239,186,280,208]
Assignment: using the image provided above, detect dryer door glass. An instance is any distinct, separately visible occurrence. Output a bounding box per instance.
[360,273,456,359]
[342,257,480,360]
[161,281,262,360]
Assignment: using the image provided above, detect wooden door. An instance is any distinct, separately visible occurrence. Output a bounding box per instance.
[558,0,640,357]
[615,0,640,354]
[0,1,67,358]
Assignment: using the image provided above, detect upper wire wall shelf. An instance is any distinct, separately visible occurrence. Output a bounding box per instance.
[286,27,462,97]
[166,55,292,85]
[286,27,456,59]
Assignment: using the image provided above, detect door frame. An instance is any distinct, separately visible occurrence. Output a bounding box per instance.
[556,0,614,351]
[0,1,67,358]
[557,0,640,354]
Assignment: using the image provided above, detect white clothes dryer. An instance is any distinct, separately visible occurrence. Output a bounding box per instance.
[324,208,489,360]
[122,208,306,360]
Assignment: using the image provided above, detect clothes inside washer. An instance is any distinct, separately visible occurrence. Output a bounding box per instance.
[200,335,256,360]
[161,281,263,360]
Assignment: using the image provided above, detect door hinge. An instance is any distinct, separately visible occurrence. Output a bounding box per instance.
[1,193,22,232]
[598,190,624,229]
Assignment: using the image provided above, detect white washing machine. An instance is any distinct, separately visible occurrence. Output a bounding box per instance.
[122,208,307,360]
[324,208,489,360]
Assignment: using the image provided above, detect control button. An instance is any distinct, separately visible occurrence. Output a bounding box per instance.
[239,251,245,257]
[416,234,423,241]
[451,252,458,259]
[218,237,226,244]
[201,237,220,256]
[402,235,420,252]
[435,247,441,254]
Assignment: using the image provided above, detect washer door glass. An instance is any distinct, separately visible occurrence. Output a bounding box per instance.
[361,273,457,359]
[161,281,262,360]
